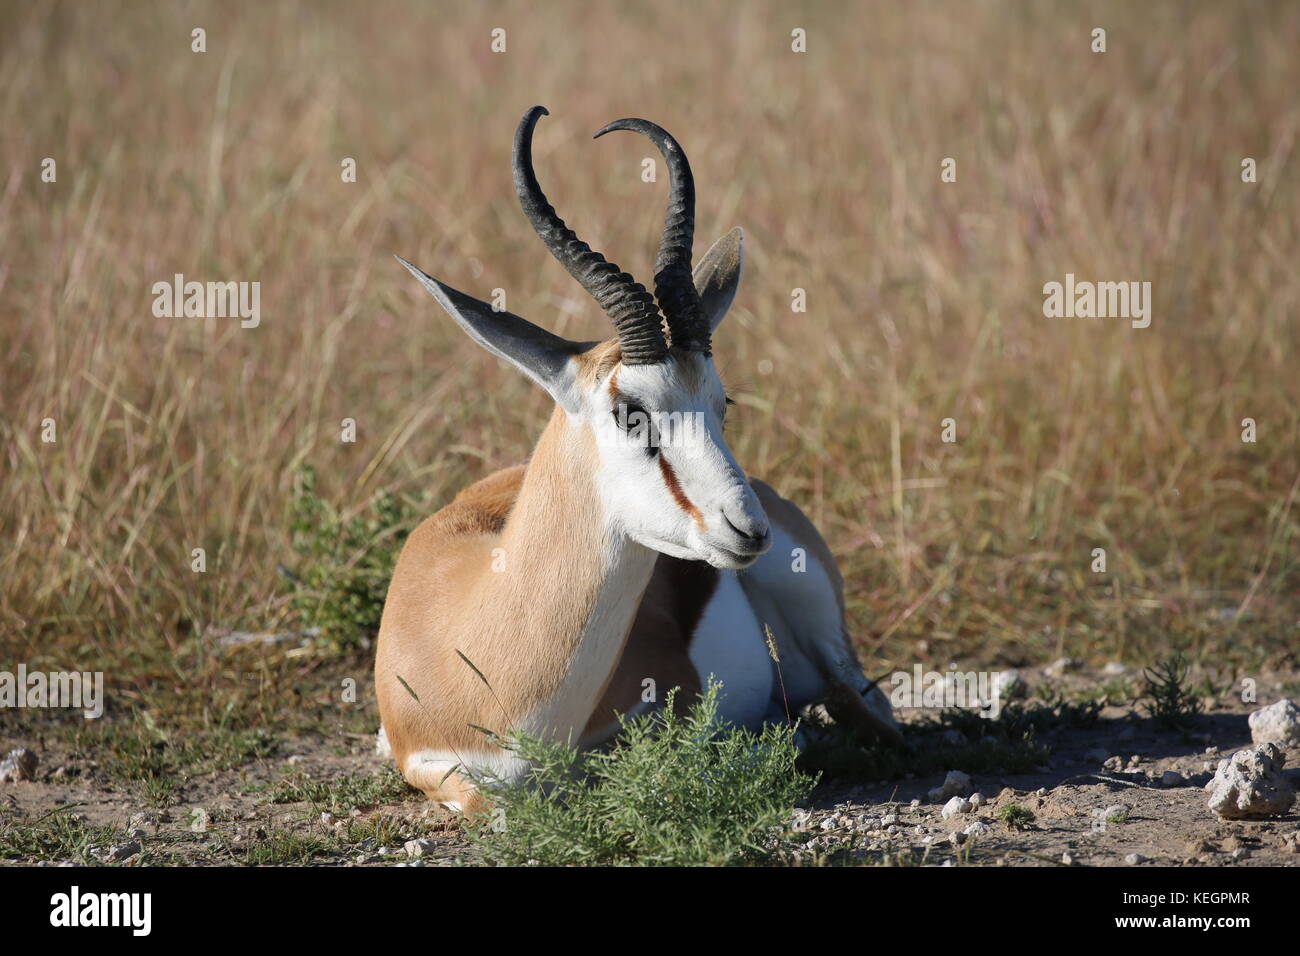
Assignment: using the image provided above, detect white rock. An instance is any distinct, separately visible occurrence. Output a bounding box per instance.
[1045,657,1081,678]
[189,807,210,833]
[402,837,437,858]
[0,747,38,783]
[941,770,972,799]
[969,792,985,809]
[880,813,898,826]
[1101,804,1130,822]
[1206,743,1296,820]
[993,670,1028,700]
[1248,699,1300,748]
[963,821,990,838]
[941,796,971,819]
[1124,853,1146,865]
[1102,661,1128,676]
[96,841,141,863]
[1061,850,1075,864]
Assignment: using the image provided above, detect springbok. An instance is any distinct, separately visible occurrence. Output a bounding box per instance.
[377,106,900,812]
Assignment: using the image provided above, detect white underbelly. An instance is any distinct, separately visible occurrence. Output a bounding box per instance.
[687,571,773,728]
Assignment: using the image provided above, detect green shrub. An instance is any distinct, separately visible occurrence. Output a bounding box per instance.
[285,465,423,652]
[470,681,816,866]
[1139,653,1203,730]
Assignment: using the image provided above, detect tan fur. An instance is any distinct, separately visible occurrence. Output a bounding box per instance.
[375,402,625,812]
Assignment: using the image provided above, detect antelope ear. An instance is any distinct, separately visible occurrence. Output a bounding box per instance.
[693,227,744,332]
[397,256,584,410]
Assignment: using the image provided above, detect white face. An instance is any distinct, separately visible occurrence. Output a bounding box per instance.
[580,352,771,570]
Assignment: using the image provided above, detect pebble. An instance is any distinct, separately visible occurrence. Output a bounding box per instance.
[404,838,438,858]
[1045,657,1081,678]
[1124,853,1146,865]
[941,796,972,819]
[96,841,141,863]
[1161,770,1184,788]
[941,770,972,799]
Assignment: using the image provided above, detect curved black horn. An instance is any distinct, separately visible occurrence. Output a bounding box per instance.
[513,106,668,365]
[594,117,710,354]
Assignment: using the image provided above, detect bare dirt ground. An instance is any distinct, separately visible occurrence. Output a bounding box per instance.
[3,662,1297,867]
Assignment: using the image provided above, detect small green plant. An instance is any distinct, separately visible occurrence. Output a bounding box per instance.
[997,803,1035,830]
[0,806,124,863]
[1139,653,1203,730]
[241,832,332,866]
[1105,808,1130,824]
[269,767,416,815]
[470,681,816,866]
[88,724,279,808]
[286,465,425,652]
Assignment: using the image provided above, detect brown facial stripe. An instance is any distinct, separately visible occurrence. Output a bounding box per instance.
[658,454,705,529]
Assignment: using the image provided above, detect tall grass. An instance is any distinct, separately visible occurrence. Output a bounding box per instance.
[1,1,1296,731]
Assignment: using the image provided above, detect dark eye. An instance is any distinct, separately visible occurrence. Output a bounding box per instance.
[613,402,649,429]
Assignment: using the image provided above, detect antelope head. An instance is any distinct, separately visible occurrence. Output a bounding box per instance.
[400,106,770,570]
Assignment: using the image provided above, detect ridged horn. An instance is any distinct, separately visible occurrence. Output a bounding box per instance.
[594,117,710,354]
[513,106,668,365]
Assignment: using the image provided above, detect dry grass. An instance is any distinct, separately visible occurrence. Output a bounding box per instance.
[1,0,1297,733]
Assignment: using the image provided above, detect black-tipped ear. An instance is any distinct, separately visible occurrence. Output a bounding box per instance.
[396,256,585,405]
[692,228,744,332]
